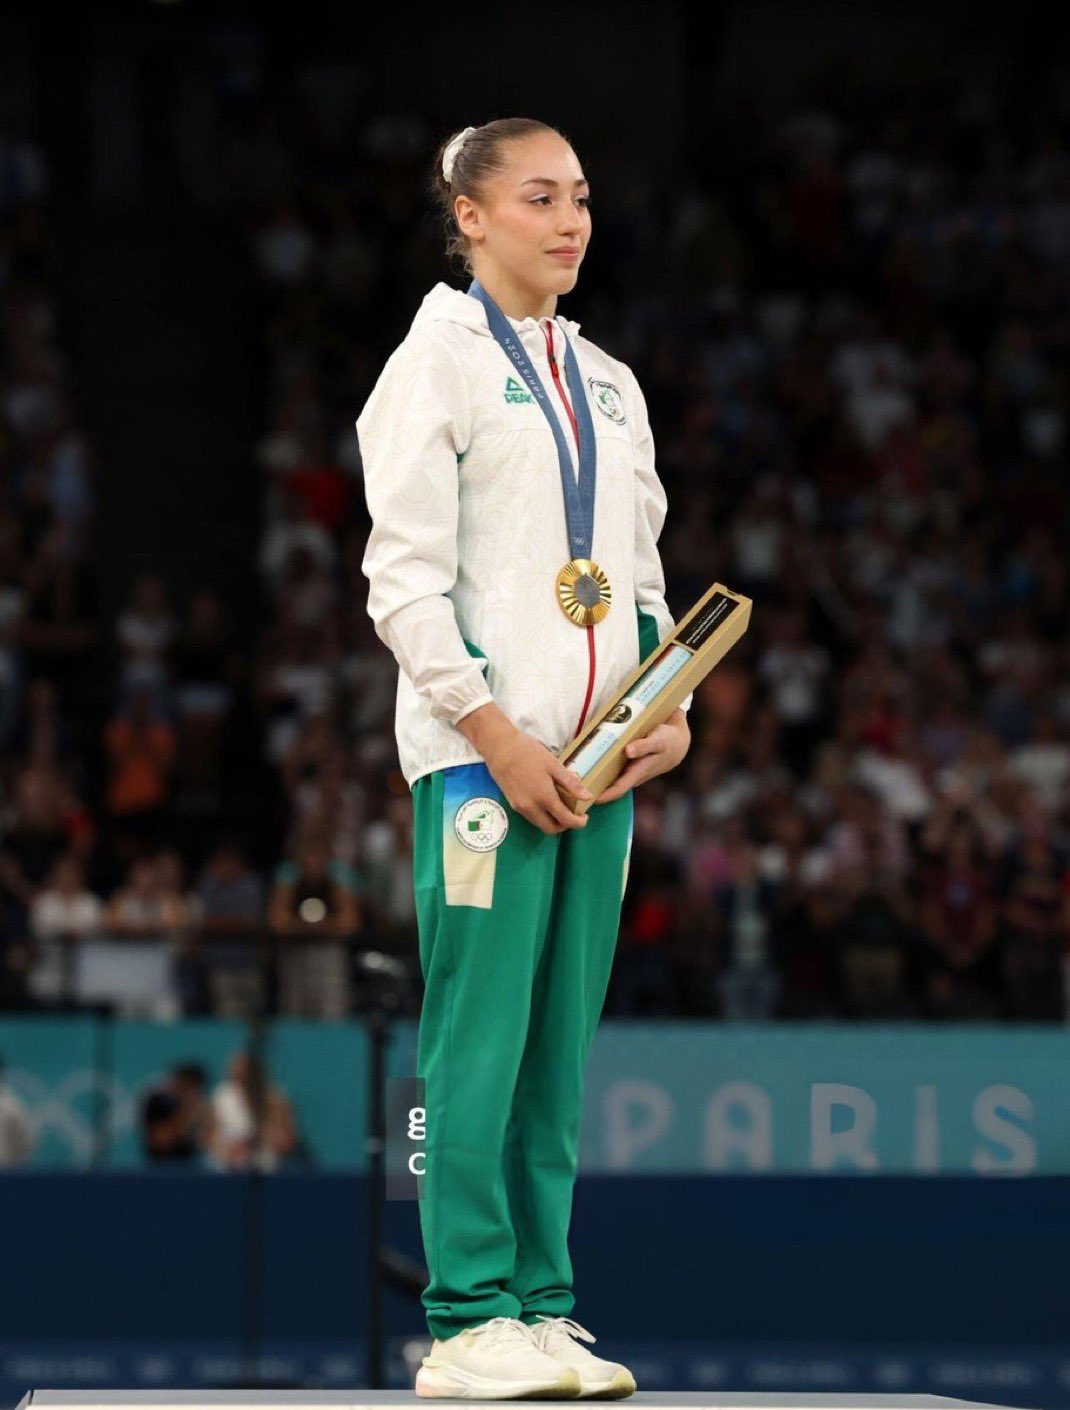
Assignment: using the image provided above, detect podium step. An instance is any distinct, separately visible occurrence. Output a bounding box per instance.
[14,1392,1022,1410]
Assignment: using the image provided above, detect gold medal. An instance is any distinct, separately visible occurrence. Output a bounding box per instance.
[556,558,612,627]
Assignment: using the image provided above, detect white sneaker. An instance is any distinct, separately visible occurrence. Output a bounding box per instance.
[526,1315,637,1399]
[415,1315,582,1399]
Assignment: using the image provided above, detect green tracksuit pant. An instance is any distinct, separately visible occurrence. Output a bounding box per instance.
[410,759,635,1341]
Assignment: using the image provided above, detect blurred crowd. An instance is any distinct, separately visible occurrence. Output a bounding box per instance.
[0,1046,306,1170]
[2,69,1070,1026]
[0,123,384,1022]
[137,1049,307,1172]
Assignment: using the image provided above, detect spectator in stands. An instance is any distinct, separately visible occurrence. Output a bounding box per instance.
[103,686,177,858]
[757,600,831,778]
[1,753,90,894]
[286,428,351,533]
[336,597,398,734]
[283,725,365,867]
[19,491,97,702]
[195,838,267,1017]
[255,619,336,766]
[8,677,83,781]
[824,781,911,885]
[115,573,175,715]
[0,747,93,990]
[196,839,265,926]
[713,830,784,1020]
[608,849,680,1017]
[831,847,918,1018]
[267,833,360,1019]
[207,1049,303,1171]
[28,852,103,1006]
[259,483,337,593]
[277,542,340,632]
[1008,708,1070,816]
[918,803,1001,1018]
[997,814,1067,1021]
[139,1085,186,1163]
[359,794,417,962]
[103,853,187,936]
[775,869,841,1018]
[138,1061,214,1164]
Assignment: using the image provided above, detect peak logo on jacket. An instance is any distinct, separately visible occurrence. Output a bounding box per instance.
[504,376,533,405]
[587,378,627,425]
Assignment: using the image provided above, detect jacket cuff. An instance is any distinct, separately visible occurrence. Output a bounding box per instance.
[450,688,496,728]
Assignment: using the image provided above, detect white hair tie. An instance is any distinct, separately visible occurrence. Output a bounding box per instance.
[442,126,477,185]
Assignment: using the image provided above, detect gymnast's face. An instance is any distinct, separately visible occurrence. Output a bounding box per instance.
[457,131,591,305]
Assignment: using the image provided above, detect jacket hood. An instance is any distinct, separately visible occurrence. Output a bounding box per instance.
[409,281,582,340]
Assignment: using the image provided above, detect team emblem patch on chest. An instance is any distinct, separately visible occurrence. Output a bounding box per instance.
[504,376,533,405]
[587,378,627,424]
[454,797,510,852]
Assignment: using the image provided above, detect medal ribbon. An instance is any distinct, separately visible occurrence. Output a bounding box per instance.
[467,277,597,560]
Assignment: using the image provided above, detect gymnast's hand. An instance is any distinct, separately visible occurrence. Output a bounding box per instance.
[486,731,594,835]
[591,708,691,804]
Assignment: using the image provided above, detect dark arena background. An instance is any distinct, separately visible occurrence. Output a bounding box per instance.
[1,3,1069,1408]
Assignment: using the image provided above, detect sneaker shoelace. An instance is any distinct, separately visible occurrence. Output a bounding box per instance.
[463,1316,539,1352]
[530,1315,597,1349]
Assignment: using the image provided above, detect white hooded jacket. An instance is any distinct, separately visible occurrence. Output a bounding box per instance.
[356,280,692,788]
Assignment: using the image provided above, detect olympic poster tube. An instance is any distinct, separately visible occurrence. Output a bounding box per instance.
[566,642,692,777]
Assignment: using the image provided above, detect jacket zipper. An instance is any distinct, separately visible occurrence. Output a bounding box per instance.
[543,319,597,741]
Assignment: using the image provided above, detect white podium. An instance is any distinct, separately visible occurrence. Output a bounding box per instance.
[13,1392,1024,1409]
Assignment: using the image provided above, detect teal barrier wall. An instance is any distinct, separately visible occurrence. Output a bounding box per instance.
[1,1017,1066,1173]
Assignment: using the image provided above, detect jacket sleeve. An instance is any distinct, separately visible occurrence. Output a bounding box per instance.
[622,362,693,716]
[357,327,495,727]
